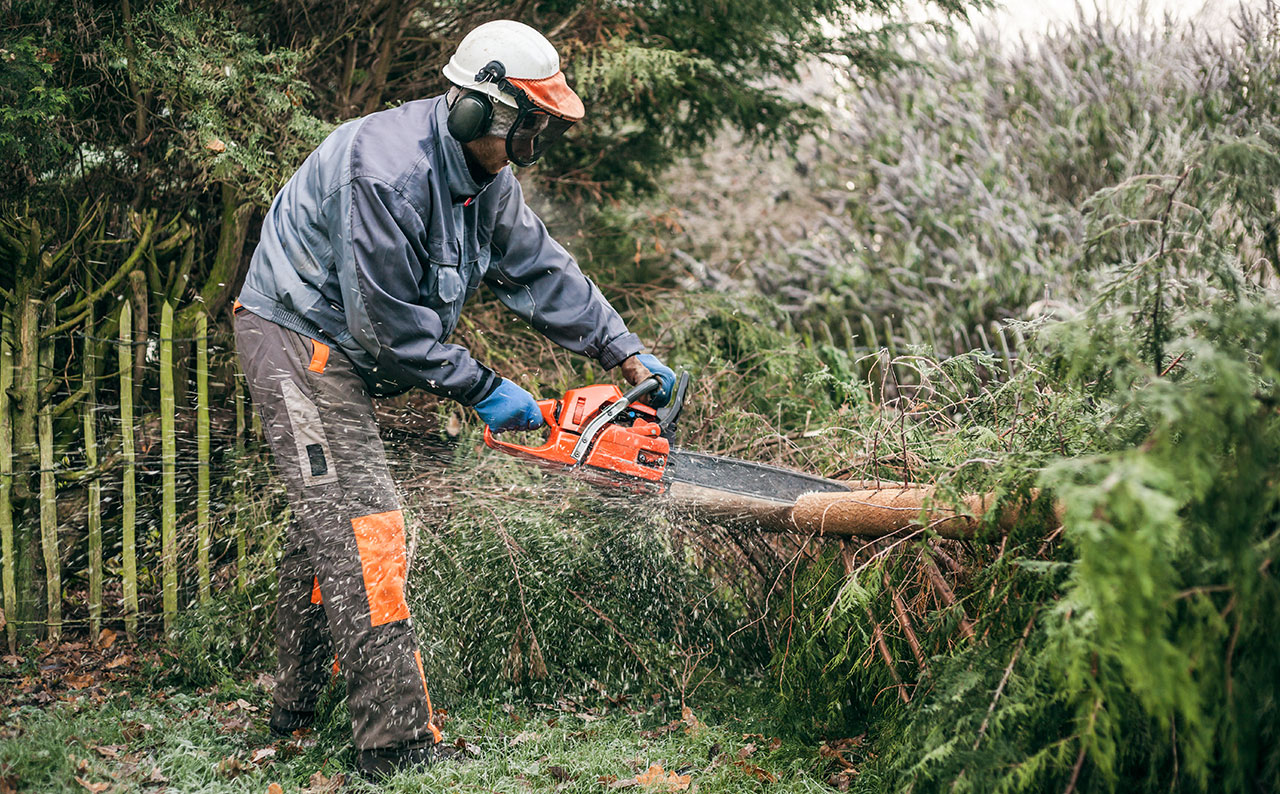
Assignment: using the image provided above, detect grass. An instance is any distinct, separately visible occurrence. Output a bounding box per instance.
[0,653,852,793]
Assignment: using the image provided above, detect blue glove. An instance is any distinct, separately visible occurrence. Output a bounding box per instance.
[636,353,676,408]
[474,378,544,433]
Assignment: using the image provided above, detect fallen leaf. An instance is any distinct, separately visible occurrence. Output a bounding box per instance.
[767,737,782,752]
[74,777,109,793]
[145,766,167,785]
[737,743,756,759]
[268,784,284,794]
[64,673,95,689]
[1,655,19,667]
[98,629,116,649]
[547,765,575,783]
[680,706,700,731]
[511,731,540,745]
[105,655,131,670]
[733,760,777,783]
[0,772,15,794]
[302,771,344,793]
[92,745,124,760]
[607,778,638,790]
[634,764,691,791]
[251,747,276,764]
[217,757,247,777]
[205,138,226,153]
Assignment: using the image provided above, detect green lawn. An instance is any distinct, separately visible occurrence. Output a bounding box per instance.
[0,648,852,793]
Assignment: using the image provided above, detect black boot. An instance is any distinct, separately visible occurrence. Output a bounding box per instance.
[268,706,315,737]
[356,742,452,778]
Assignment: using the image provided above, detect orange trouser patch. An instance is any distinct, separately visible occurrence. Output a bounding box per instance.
[310,576,322,605]
[415,649,443,743]
[351,510,410,627]
[308,339,330,373]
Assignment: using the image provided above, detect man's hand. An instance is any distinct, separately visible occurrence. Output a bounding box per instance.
[474,378,544,433]
[621,353,676,407]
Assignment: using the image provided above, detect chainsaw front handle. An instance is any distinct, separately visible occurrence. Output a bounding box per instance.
[482,399,558,454]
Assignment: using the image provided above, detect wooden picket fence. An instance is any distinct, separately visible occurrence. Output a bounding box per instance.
[791,312,1028,393]
[0,299,258,651]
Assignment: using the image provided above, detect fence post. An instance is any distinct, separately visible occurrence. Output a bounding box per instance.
[196,311,210,604]
[0,312,14,653]
[119,302,138,640]
[85,295,102,642]
[160,302,176,630]
[234,372,247,592]
[38,305,60,644]
[995,324,1015,379]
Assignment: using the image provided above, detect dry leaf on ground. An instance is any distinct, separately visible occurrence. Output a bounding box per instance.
[302,771,344,793]
[634,764,691,791]
[734,760,777,783]
[251,747,276,764]
[680,706,700,731]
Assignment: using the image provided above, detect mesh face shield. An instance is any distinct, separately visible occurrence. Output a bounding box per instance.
[505,106,575,167]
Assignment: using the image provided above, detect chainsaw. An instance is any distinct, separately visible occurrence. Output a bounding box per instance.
[482,373,851,505]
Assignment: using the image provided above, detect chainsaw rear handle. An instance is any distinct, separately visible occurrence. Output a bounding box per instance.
[482,376,660,455]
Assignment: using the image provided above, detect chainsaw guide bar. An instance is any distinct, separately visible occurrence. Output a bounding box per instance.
[483,373,852,504]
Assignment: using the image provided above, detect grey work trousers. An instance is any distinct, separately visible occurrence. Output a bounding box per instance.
[234,308,441,751]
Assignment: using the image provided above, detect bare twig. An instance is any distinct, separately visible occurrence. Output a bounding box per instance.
[973,610,1037,750]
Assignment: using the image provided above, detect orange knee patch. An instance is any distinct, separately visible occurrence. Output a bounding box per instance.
[351,510,410,627]
[310,576,322,604]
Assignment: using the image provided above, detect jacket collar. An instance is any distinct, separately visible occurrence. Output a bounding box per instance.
[434,97,497,203]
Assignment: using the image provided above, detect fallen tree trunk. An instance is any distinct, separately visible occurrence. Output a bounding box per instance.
[665,481,1060,540]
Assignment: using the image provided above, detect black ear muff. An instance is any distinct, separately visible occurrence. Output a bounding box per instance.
[447,91,493,142]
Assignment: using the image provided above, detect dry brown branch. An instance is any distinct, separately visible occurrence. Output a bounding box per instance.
[920,552,975,642]
[865,606,910,704]
[884,569,927,674]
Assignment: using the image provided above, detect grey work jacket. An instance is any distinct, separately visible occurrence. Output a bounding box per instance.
[238,95,642,403]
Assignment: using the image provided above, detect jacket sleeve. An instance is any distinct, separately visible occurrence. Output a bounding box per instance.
[335,175,499,404]
[484,176,643,370]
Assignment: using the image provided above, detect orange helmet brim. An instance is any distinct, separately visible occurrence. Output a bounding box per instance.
[508,71,585,122]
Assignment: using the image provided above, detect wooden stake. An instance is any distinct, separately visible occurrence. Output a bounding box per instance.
[0,312,14,653]
[160,301,177,630]
[85,293,102,642]
[119,302,138,639]
[196,311,210,603]
[233,372,247,592]
[38,306,60,644]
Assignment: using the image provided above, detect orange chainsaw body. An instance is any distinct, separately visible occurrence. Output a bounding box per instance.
[482,384,670,483]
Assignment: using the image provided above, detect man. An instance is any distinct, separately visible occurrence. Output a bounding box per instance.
[233,19,675,777]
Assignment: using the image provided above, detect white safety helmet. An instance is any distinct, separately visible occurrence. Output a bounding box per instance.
[442,20,584,122]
